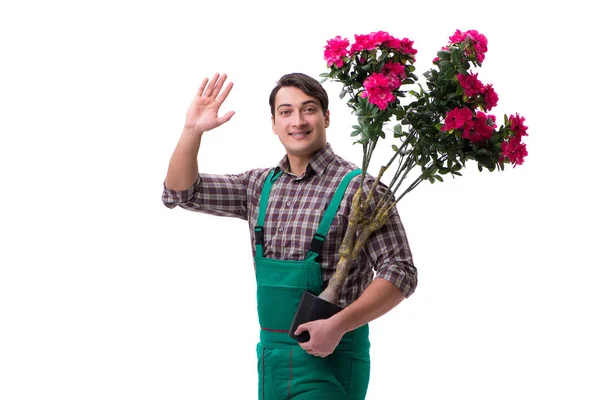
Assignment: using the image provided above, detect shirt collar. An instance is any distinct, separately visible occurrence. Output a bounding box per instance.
[276,142,336,178]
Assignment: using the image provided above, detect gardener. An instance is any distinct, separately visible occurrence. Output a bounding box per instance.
[162,72,417,399]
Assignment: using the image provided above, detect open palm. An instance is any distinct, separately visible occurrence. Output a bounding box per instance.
[185,73,235,133]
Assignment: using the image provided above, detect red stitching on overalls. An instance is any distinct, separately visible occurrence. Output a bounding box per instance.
[261,327,288,333]
[261,347,265,400]
[349,332,355,394]
[288,349,293,399]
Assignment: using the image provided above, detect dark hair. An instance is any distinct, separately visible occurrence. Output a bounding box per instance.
[269,73,329,117]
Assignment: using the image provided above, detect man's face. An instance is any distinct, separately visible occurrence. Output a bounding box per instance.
[272,86,329,161]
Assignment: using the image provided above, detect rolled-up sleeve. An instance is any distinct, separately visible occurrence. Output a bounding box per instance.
[162,172,251,220]
[364,206,418,298]
[359,181,418,298]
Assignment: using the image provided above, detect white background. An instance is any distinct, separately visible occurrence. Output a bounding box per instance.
[1,1,599,399]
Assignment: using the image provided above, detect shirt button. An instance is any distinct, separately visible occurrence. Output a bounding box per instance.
[278,227,284,232]
[286,201,291,206]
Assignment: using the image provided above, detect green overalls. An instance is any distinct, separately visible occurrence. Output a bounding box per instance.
[254,168,371,400]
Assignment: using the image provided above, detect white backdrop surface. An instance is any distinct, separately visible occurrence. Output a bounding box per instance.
[1,1,598,399]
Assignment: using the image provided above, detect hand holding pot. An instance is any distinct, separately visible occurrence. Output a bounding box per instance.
[295,318,345,358]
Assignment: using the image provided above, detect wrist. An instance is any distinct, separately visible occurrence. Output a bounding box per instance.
[328,310,353,335]
[182,124,203,138]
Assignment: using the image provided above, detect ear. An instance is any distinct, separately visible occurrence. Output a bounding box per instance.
[271,115,276,134]
[324,110,330,128]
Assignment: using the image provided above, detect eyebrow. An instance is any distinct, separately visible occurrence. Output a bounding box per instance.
[276,100,319,110]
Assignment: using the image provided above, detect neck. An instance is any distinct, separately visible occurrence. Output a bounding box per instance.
[287,154,310,176]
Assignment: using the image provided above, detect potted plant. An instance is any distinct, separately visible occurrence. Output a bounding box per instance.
[289,29,528,341]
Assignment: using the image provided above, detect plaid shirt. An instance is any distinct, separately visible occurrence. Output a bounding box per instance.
[163,143,417,306]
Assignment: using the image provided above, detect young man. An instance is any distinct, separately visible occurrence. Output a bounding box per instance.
[163,72,417,399]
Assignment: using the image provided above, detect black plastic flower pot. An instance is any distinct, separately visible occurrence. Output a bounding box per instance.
[288,290,343,343]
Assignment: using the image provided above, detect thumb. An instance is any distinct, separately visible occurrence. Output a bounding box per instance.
[294,323,309,335]
[216,110,235,126]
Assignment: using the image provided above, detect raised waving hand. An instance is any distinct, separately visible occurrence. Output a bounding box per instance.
[185,73,235,134]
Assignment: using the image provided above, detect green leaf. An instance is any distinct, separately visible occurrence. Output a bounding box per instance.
[437,50,451,61]
[360,63,373,72]
[451,50,460,65]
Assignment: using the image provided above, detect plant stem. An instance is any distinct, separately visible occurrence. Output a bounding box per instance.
[318,186,365,303]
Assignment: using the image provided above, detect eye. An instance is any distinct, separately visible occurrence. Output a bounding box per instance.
[304,107,317,113]
[280,110,291,115]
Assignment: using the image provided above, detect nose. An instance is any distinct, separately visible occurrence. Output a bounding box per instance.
[292,113,307,127]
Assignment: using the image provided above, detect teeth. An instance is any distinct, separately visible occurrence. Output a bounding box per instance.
[290,132,309,138]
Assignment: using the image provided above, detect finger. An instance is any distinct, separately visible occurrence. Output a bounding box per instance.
[215,81,234,104]
[211,73,228,98]
[216,110,235,126]
[196,77,209,97]
[294,324,307,335]
[204,73,220,97]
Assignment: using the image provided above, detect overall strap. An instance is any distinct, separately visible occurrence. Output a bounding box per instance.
[254,168,362,257]
[309,168,362,257]
[255,169,282,256]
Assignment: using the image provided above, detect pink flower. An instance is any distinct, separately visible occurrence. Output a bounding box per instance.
[501,136,528,166]
[382,61,406,78]
[385,36,402,50]
[361,73,395,110]
[348,31,416,61]
[397,38,418,57]
[364,73,390,91]
[350,33,379,53]
[501,115,528,166]
[449,29,488,63]
[509,113,528,139]
[382,61,406,89]
[372,31,392,45]
[463,112,496,142]
[441,107,473,132]
[458,72,484,97]
[482,84,498,111]
[324,36,350,68]
[442,107,472,130]
[448,29,467,43]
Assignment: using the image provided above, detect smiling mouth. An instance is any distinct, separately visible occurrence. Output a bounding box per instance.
[290,131,310,139]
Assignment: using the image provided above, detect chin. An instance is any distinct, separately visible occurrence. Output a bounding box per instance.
[286,141,317,154]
